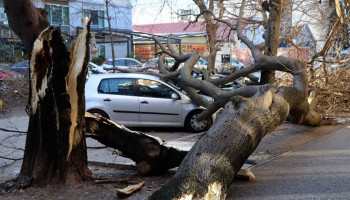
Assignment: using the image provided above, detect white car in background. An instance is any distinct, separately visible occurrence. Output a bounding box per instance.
[231,58,244,69]
[165,57,208,69]
[85,73,214,132]
[88,62,108,75]
[101,58,143,71]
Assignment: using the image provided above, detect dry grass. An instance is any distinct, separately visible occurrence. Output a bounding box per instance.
[276,65,350,117]
[0,72,29,111]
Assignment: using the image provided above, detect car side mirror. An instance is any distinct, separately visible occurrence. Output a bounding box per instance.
[171,93,179,100]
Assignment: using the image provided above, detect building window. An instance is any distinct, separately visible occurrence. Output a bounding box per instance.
[99,45,105,58]
[84,9,104,28]
[45,5,69,26]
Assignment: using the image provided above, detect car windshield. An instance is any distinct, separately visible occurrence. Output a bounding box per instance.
[231,59,238,64]
[165,58,175,66]
[197,59,207,65]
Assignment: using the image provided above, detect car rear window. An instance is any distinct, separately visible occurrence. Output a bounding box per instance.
[98,78,135,96]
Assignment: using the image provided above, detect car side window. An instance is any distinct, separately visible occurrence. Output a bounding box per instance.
[98,78,135,96]
[137,79,175,99]
[165,59,175,66]
[197,59,206,65]
[126,60,139,66]
[115,60,124,66]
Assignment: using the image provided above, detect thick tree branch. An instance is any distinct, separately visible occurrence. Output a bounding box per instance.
[4,0,49,53]
[85,113,187,175]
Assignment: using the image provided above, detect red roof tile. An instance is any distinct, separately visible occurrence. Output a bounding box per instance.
[133,21,206,34]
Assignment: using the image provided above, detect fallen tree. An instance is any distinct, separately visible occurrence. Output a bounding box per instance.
[2,0,346,199]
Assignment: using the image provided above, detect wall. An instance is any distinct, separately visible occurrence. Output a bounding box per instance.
[98,42,128,58]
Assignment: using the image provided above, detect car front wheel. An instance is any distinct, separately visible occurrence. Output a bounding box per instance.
[185,110,212,133]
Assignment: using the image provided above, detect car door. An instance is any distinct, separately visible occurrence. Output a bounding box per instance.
[97,78,139,126]
[137,78,183,126]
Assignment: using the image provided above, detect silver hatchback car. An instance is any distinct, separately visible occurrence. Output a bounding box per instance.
[85,73,213,132]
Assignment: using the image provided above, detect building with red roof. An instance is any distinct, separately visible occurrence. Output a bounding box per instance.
[133,20,315,67]
[133,20,239,61]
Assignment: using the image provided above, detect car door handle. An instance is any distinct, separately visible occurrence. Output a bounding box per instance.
[103,98,111,102]
[140,101,148,104]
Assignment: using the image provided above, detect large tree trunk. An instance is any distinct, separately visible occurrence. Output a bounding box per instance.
[149,86,290,199]
[20,19,92,186]
[260,0,285,84]
[5,0,92,186]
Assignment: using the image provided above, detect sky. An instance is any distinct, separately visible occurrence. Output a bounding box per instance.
[131,0,198,25]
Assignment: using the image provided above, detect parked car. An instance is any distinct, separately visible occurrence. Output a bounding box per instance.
[195,58,208,69]
[85,73,214,132]
[101,58,143,71]
[165,57,176,67]
[230,58,244,69]
[11,60,29,72]
[193,73,243,91]
[88,62,107,75]
[165,57,208,69]
[10,61,101,75]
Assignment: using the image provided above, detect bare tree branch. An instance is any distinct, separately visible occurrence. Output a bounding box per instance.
[0,128,26,134]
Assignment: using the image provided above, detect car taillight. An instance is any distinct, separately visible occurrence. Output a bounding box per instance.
[103,60,110,64]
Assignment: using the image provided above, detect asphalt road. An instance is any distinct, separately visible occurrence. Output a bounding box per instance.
[228,126,350,200]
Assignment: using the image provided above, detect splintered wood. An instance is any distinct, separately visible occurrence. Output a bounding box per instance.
[116,181,145,196]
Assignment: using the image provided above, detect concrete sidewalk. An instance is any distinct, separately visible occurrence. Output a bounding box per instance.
[228,126,350,200]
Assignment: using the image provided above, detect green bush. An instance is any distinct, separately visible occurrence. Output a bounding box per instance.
[0,44,15,62]
[91,55,105,65]
[0,44,27,63]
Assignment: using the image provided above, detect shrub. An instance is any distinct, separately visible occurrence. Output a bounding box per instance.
[91,55,105,65]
